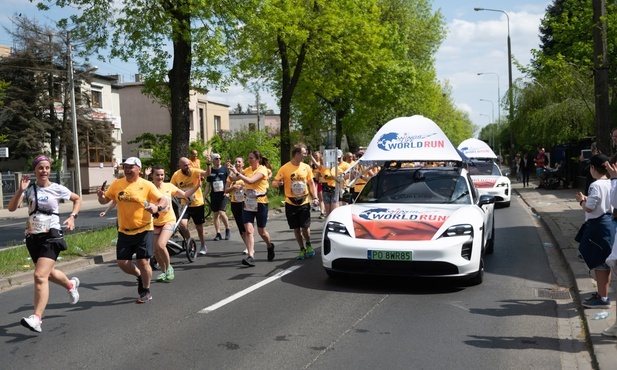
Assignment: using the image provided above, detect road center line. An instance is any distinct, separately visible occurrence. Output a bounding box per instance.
[198,265,301,314]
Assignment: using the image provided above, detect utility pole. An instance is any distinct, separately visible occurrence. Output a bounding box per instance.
[593,0,611,154]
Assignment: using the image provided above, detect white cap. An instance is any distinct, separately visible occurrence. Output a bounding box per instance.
[123,157,142,167]
[337,149,343,158]
[211,153,221,159]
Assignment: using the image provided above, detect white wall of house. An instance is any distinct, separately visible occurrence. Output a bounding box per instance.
[229,113,280,133]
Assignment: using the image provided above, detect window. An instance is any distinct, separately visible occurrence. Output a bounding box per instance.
[189,109,194,131]
[199,108,205,141]
[91,90,102,108]
[214,115,221,134]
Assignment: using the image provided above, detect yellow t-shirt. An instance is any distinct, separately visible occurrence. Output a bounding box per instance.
[154,182,179,227]
[274,161,313,205]
[244,165,269,204]
[189,158,201,169]
[170,168,204,207]
[227,177,245,203]
[104,177,163,234]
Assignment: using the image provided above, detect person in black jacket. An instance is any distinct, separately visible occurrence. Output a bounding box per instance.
[521,152,533,188]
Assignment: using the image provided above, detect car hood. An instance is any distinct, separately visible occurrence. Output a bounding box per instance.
[338,203,466,241]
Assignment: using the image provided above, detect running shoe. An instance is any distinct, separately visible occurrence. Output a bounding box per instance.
[165,266,175,281]
[583,292,600,304]
[199,245,208,255]
[582,296,611,309]
[213,233,222,241]
[319,213,325,220]
[225,229,231,240]
[68,277,80,304]
[21,314,42,333]
[136,291,153,304]
[306,244,315,258]
[242,256,255,267]
[603,323,617,337]
[267,243,275,261]
[243,248,248,255]
[296,249,306,260]
[156,272,168,281]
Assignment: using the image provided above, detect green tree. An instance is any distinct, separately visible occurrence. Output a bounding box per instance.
[36,0,238,170]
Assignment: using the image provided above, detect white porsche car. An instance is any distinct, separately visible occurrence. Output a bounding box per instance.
[322,116,496,285]
[457,138,511,208]
[467,159,511,208]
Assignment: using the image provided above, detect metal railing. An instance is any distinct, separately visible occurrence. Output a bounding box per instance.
[1,172,74,208]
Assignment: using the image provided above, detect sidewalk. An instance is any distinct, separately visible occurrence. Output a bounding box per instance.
[0,185,614,368]
[514,180,615,369]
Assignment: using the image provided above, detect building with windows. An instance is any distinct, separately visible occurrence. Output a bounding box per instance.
[119,80,230,159]
[229,113,281,133]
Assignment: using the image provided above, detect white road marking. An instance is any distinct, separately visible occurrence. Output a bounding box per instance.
[199,265,301,314]
[0,222,26,228]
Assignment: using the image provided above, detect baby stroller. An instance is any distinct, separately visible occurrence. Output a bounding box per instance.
[541,163,566,189]
[151,196,197,270]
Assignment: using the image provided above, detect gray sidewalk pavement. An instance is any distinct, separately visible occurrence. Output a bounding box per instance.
[1,184,615,368]
[514,180,616,369]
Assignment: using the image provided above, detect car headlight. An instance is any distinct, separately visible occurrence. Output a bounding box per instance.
[325,221,350,236]
[441,224,473,237]
[496,182,509,187]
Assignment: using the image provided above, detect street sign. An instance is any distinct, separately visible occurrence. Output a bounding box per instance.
[0,147,8,158]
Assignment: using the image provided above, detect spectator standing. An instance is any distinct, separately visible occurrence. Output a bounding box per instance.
[575,154,613,309]
[514,153,522,182]
[8,155,82,333]
[97,157,167,304]
[521,152,532,188]
[227,150,273,266]
[534,146,548,189]
[272,144,320,260]
[170,157,209,255]
[205,153,231,241]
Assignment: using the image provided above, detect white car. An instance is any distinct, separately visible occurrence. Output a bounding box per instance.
[458,138,511,208]
[467,160,511,207]
[322,116,496,285]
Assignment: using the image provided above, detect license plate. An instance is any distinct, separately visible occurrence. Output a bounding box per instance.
[367,250,412,261]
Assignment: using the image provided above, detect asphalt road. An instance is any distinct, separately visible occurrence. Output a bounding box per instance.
[0,197,583,369]
[0,208,118,249]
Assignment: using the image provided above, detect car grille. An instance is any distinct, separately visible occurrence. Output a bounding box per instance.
[331,259,459,276]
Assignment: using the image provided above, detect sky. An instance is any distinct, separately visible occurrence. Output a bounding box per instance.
[0,0,553,135]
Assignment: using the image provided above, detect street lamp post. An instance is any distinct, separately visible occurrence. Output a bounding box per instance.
[477,72,501,156]
[67,35,97,198]
[480,113,493,148]
[474,7,514,167]
[67,40,81,198]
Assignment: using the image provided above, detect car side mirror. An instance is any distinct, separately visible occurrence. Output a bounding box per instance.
[478,194,495,206]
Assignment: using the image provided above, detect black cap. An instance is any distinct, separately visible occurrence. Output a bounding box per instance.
[589,153,609,168]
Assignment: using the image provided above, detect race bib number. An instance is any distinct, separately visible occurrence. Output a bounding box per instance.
[234,189,245,202]
[244,197,258,212]
[291,181,306,196]
[213,180,224,192]
[28,214,52,234]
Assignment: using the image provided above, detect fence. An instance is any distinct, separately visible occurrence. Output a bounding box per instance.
[1,172,74,209]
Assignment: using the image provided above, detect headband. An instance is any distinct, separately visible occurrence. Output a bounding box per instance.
[32,155,52,170]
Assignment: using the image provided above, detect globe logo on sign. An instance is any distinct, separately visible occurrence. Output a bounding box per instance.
[377,133,399,151]
[359,208,389,220]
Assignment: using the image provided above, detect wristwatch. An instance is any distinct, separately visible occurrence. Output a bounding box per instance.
[70,213,78,218]
[157,205,164,212]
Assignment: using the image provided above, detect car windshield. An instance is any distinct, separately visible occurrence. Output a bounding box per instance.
[468,161,501,176]
[356,168,471,205]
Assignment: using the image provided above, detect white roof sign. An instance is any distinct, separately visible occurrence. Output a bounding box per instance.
[362,116,462,162]
[457,138,497,159]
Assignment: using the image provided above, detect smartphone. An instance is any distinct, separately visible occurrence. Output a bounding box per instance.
[101,181,107,191]
[581,149,591,160]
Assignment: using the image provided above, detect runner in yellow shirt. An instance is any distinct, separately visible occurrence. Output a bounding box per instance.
[225,156,248,251]
[170,157,209,255]
[150,165,202,282]
[228,150,274,266]
[97,157,167,304]
[272,144,320,260]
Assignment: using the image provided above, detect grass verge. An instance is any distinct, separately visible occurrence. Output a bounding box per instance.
[0,193,286,277]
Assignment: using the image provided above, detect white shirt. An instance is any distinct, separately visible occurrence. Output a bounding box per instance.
[24,183,72,230]
[586,178,612,220]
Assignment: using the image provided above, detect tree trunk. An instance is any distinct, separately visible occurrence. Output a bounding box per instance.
[167,9,192,171]
[592,0,611,154]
